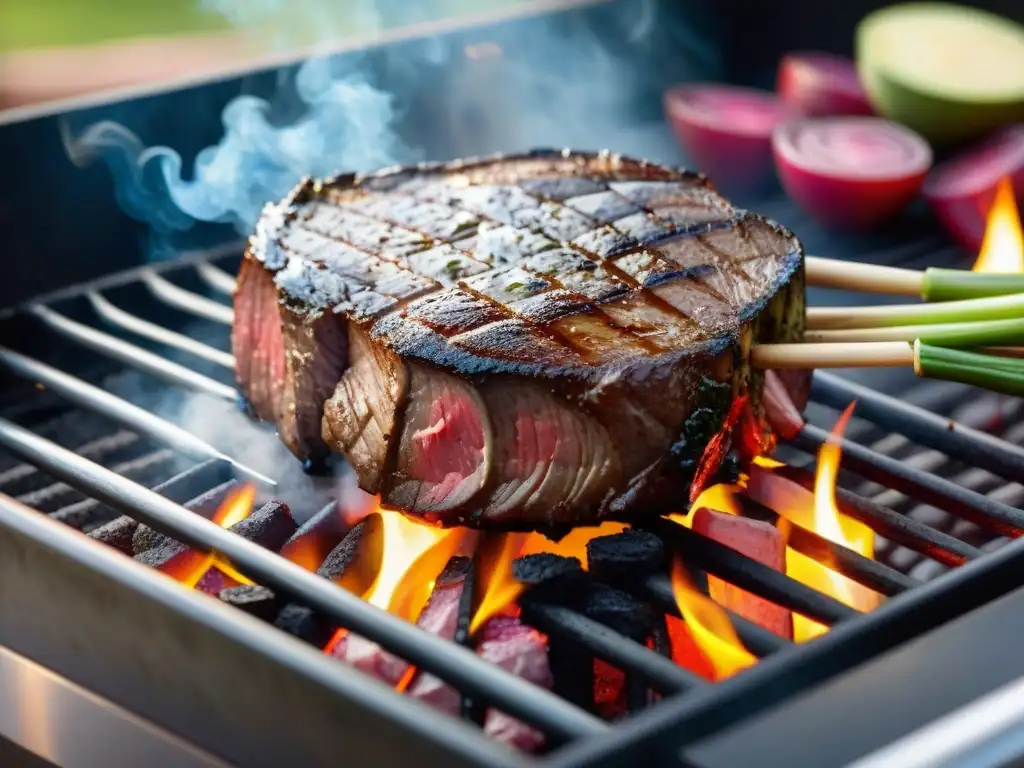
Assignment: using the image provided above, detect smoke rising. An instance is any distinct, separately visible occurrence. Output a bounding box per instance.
[62,55,414,236]
[62,0,709,240]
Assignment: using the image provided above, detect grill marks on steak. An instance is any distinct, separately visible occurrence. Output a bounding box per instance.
[236,151,806,525]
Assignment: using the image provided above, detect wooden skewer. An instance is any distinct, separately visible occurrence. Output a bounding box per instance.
[805,256,924,297]
[750,342,914,370]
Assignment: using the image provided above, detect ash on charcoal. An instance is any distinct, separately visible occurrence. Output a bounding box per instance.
[218,585,281,622]
[133,480,238,554]
[586,531,664,584]
[440,556,472,587]
[87,516,139,556]
[579,583,654,641]
[135,501,296,570]
[513,554,587,605]
[284,502,346,550]
[316,516,382,596]
[234,501,296,550]
[274,604,334,647]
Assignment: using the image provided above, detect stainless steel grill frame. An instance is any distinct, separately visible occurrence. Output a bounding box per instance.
[0,244,1023,767]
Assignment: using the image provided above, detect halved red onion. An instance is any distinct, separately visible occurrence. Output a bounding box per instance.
[776,52,874,117]
[922,124,1024,252]
[664,84,789,193]
[773,116,932,230]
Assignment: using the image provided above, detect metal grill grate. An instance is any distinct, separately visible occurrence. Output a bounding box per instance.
[1,249,1024,766]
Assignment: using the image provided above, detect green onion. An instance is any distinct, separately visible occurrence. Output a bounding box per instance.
[807,317,1024,346]
[915,343,1024,396]
[916,317,1024,347]
[808,292,1024,330]
[922,269,1024,302]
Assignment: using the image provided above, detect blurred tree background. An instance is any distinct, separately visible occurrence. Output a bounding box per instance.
[0,0,533,52]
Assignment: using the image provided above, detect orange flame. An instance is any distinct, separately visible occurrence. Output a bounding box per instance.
[669,556,755,680]
[782,404,878,641]
[362,507,469,623]
[974,177,1024,273]
[469,532,530,634]
[669,482,743,528]
[177,484,256,589]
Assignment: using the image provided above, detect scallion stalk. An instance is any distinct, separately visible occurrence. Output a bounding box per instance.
[808,292,1024,330]
[915,343,1024,396]
[922,269,1024,302]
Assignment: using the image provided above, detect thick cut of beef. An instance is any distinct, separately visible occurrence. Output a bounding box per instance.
[234,151,808,526]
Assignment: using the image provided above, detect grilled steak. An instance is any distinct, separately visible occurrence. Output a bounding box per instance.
[233,150,807,526]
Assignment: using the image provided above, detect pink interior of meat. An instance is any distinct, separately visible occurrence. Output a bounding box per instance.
[775,117,932,180]
[410,391,487,506]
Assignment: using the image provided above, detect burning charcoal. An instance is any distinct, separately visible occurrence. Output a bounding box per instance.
[133,480,238,554]
[136,501,296,586]
[579,583,654,641]
[87,515,139,555]
[586,530,664,584]
[691,507,792,639]
[233,501,297,551]
[217,585,281,622]
[279,502,347,570]
[478,615,553,752]
[315,516,382,596]
[274,604,334,647]
[513,553,587,605]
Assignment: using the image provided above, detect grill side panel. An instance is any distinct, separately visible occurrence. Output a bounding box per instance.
[0,495,519,768]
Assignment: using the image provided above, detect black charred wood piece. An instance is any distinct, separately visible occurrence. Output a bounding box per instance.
[132,480,238,553]
[86,515,139,556]
[135,501,296,586]
[280,502,347,559]
[586,530,665,586]
[218,585,282,622]
[274,517,379,647]
[454,554,487,726]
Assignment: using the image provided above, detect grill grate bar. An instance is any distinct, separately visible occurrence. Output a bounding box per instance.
[639,574,790,658]
[28,304,236,401]
[648,518,858,626]
[87,292,235,369]
[812,372,1024,484]
[794,425,1024,537]
[194,262,238,295]
[0,415,606,743]
[0,347,273,488]
[773,465,982,567]
[524,602,708,695]
[739,498,918,597]
[142,271,233,325]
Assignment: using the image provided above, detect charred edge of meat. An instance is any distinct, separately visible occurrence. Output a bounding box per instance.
[320,148,712,194]
[668,376,733,486]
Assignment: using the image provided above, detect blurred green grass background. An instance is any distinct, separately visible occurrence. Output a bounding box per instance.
[0,0,531,52]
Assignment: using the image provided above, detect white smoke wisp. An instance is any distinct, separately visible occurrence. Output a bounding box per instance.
[61,55,416,236]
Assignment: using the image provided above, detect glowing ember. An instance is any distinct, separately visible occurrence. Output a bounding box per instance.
[974,177,1024,273]
[175,484,256,589]
[784,404,878,641]
[470,533,530,635]
[669,556,755,680]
